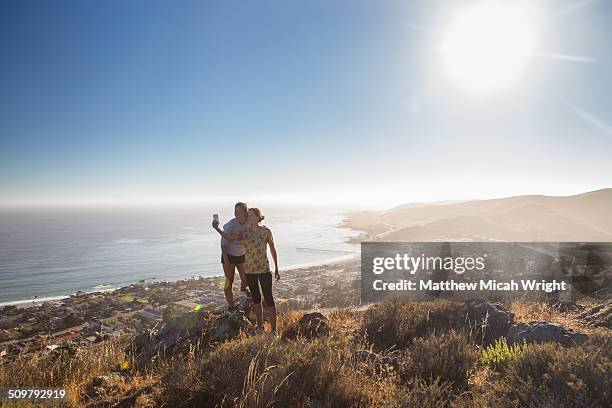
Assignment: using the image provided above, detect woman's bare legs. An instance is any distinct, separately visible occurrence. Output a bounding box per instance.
[222,263,236,307]
[253,302,264,328]
[268,305,277,332]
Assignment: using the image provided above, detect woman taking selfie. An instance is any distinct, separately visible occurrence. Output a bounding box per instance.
[213,207,280,332]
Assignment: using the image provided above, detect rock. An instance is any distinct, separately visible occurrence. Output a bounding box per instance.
[133,331,152,349]
[85,373,121,399]
[209,311,251,343]
[131,306,248,364]
[506,321,588,347]
[464,298,514,344]
[90,375,111,388]
[577,301,612,329]
[236,296,253,312]
[297,312,330,339]
[548,299,582,313]
[353,350,401,370]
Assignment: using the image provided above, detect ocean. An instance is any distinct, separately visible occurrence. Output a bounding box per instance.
[0,205,361,305]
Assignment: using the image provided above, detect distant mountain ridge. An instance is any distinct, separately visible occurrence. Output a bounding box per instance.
[367,188,612,241]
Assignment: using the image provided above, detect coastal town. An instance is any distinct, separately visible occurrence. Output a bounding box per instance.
[0,279,208,363]
[0,259,360,364]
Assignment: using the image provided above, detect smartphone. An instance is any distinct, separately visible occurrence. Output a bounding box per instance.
[213,214,219,223]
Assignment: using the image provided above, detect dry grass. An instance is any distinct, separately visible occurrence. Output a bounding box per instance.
[0,336,144,407]
[280,307,360,340]
[483,330,612,407]
[156,312,401,407]
[401,331,479,390]
[359,300,469,351]
[1,300,610,407]
[508,300,599,334]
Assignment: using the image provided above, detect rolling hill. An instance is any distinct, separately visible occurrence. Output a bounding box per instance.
[356,188,612,242]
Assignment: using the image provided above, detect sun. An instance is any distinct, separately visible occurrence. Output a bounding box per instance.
[439,1,538,95]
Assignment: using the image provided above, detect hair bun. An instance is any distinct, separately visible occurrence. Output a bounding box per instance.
[248,207,265,223]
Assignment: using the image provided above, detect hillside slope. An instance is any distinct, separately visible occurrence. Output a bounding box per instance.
[362,188,612,241]
[2,298,610,407]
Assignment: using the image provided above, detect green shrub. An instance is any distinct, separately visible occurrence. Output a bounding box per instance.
[480,337,528,370]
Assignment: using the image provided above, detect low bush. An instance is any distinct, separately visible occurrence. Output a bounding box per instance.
[390,378,455,408]
[2,301,609,407]
[167,328,397,407]
[485,340,612,407]
[401,331,479,390]
[360,300,467,351]
[480,337,528,371]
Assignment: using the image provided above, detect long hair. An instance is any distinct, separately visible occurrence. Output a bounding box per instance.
[248,207,265,222]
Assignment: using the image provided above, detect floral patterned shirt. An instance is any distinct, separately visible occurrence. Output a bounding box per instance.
[238,226,273,274]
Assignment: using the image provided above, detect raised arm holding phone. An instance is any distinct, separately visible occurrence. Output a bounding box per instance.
[215,203,250,309]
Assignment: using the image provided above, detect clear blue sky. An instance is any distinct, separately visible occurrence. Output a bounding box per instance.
[1,0,611,207]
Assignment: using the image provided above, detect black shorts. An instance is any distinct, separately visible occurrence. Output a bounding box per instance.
[221,253,245,265]
[245,272,274,306]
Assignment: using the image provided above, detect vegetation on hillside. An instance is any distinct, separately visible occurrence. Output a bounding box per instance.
[1,299,610,407]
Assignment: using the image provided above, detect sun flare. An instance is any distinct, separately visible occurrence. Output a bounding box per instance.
[439,1,538,94]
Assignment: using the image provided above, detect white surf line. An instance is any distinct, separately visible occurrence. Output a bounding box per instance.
[0,295,69,307]
[284,253,359,271]
[296,247,358,254]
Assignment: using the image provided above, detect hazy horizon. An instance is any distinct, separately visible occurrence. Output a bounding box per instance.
[0,187,610,211]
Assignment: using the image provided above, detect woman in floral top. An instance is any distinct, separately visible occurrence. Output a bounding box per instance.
[213,207,280,332]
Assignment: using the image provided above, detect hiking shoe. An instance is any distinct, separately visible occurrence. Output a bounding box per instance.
[241,288,251,297]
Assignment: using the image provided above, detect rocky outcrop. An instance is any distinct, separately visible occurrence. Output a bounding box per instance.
[130,297,253,365]
[577,301,612,329]
[506,321,588,347]
[85,373,122,399]
[209,311,251,343]
[464,298,515,344]
[296,312,330,339]
[463,298,590,347]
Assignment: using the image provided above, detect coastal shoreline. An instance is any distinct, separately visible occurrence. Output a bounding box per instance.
[0,208,362,309]
[0,255,362,351]
[340,211,393,243]
[1,211,363,308]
